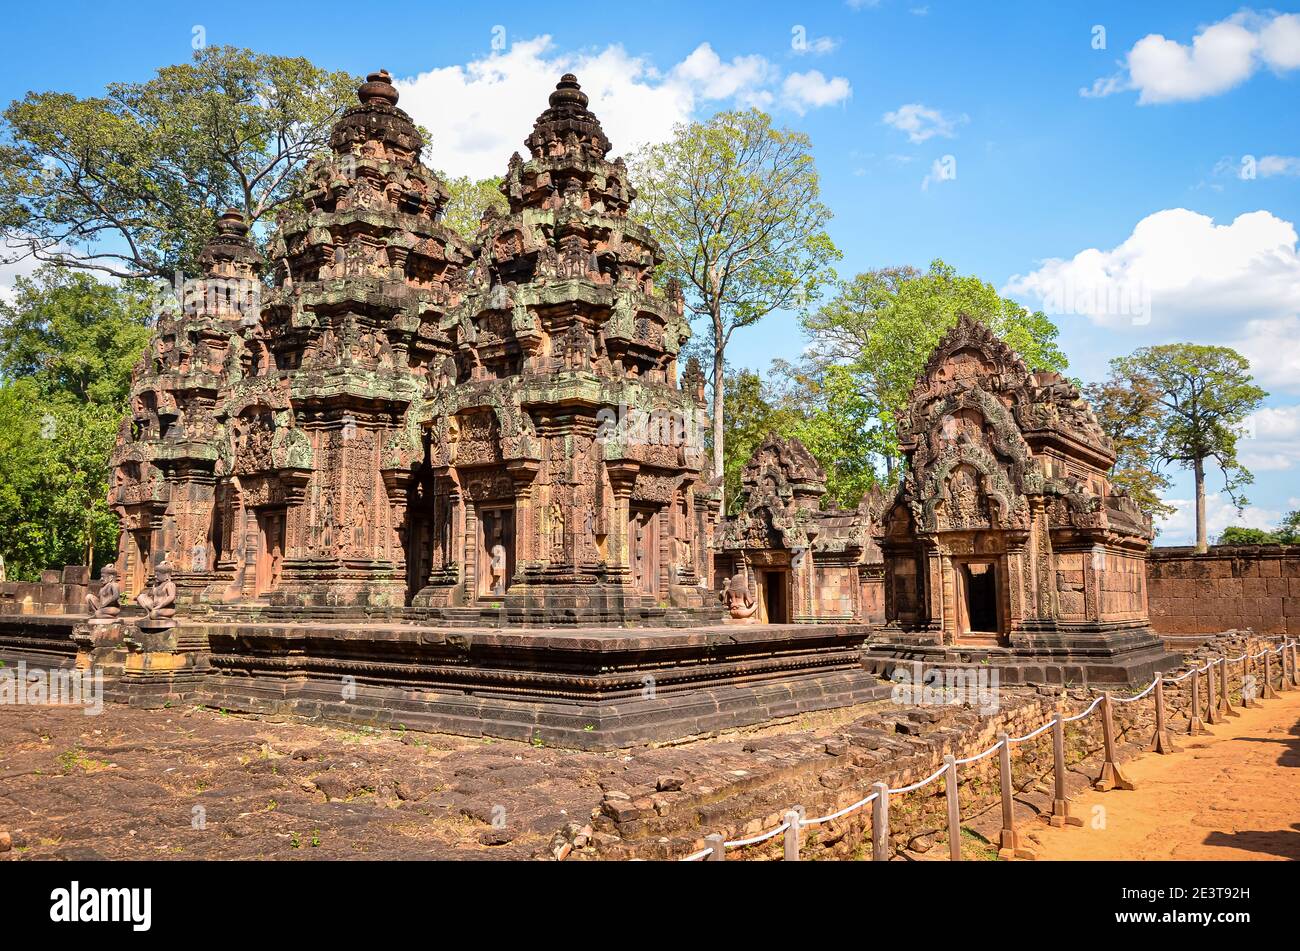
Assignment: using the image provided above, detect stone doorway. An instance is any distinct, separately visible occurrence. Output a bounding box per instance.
[758,569,790,624]
[478,505,515,598]
[254,509,285,597]
[629,507,658,597]
[957,560,1001,643]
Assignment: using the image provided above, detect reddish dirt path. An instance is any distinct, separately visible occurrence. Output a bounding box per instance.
[1025,687,1300,861]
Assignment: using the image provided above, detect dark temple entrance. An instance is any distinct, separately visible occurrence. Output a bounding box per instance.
[960,561,999,638]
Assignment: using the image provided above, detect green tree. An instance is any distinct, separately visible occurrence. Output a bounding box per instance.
[774,362,890,507]
[1278,510,1300,544]
[1108,344,1266,553]
[0,265,153,403]
[631,110,839,507]
[438,172,507,243]
[718,369,797,511]
[0,46,357,281]
[1216,526,1277,545]
[799,259,1067,477]
[0,266,150,578]
[1083,370,1175,521]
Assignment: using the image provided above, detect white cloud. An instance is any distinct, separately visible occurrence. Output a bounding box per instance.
[882,103,967,143]
[1004,209,1300,389]
[1239,405,1300,471]
[1258,155,1300,177]
[782,71,851,114]
[1082,11,1300,104]
[0,239,47,304]
[1155,492,1282,545]
[394,36,851,179]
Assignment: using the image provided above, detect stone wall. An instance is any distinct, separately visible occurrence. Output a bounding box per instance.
[0,566,93,616]
[1148,545,1300,636]
[587,631,1280,860]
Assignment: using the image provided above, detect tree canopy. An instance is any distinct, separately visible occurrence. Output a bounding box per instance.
[0,266,150,578]
[796,259,1067,480]
[630,109,839,503]
[1107,344,1266,553]
[0,46,357,281]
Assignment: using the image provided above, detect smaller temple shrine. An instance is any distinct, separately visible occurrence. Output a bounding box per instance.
[713,434,885,625]
[864,315,1176,684]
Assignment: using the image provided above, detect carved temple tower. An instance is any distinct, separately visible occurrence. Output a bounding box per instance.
[867,315,1176,683]
[411,75,720,624]
[109,208,265,606]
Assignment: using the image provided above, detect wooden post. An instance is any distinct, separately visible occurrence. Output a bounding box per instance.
[783,809,801,862]
[943,755,961,861]
[996,734,1033,860]
[1148,673,1179,754]
[1096,692,1136,789]
[1280,642,1293,693]
[1205,659,1224,724]
[1219,656,1241,718]
[1240,652,1260,708]
[1290,641,1299,687]
[1262,649,1278,700]
[1187,667,1207,734]
[1049,712,1083,827]
[705,832,725,861]
[870,782,889,862]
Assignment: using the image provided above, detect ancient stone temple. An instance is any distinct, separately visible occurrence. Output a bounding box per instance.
[407,72,720,625]
[77,72,887,746]
[714,434,885,625]
[864,316,1176,684]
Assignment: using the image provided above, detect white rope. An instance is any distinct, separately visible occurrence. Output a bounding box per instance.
[1008,720,1054,743]
[1062,695,1104,722]
[680,848,712,862]
[889,762,950,795]
[800,791,879,827]
[1112,678,1158,703]
[724,822,789,849]
[954,742,1001,766]
[1166,667,1194,682]
[1228,652,1247,663]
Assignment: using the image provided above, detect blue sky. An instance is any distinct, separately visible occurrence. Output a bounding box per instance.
[2,1,1298,543]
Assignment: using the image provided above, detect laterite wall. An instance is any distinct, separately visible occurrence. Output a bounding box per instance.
[1148,545,1300,636]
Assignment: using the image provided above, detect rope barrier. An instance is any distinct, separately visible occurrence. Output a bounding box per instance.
[724,821,789,849]
[676,639,1298,861]
[1061,695,1104,722]
[888,762,951,795]
[1111,677,1158,703]
[800,791,879,827]
[1007,720,1054,743]
[953,741,1002,766]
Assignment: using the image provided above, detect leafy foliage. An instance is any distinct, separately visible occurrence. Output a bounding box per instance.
[0,266,150,578]
[437,172,507,243]
[1083,371,1175,521]
[631,110,840,499]
[1218,510,1300,545]
[1107,344,1266,552]
[797,259,1067,478]
[0,46,357,280]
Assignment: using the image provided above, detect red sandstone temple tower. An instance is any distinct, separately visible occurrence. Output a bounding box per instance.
[867,315,1176,684]
[109,208,265,606]
[411,74,720,624]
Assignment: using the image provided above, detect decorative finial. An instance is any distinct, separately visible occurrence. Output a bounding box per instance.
[358,69,399,107]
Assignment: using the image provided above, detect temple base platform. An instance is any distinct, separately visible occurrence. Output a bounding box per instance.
[863,624,1180,687]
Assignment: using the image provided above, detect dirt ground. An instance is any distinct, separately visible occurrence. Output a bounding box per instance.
[1024,687,1300,861]
[0,696,881,861]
